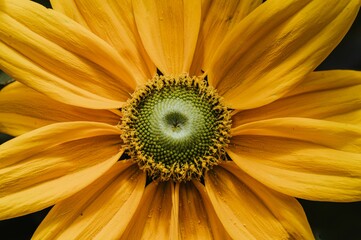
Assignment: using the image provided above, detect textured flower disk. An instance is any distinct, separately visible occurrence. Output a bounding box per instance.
[120,75,231,181]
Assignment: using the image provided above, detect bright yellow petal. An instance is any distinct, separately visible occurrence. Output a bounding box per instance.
[121,181,178,240]
[0,122,122,219]
[178,183,213,239]
[208,0,360,109]
[205,165,314,239]
[133,0,201,75]
[33,163,146,240]
[222,163,313,239]
[53,0,155,85]
[0,82,119,136]
[229,117,361,201]
[232,70,361,127]
[190,0,262,75]
[232,117,361,152]
[0,0,136,109]
[191,181,232,240]
[50,0,89,27]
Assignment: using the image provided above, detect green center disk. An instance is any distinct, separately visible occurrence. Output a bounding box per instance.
[135,85,218,166]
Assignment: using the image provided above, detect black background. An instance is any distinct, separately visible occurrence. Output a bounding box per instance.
[0,1,360,239]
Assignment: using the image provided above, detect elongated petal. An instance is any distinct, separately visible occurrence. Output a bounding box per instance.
[232,117,361,152]
[0,41,121,109]
[55,0,155,85]
[50,0,89,28]
[207,164,313,239]
[232,70,361,126]
[208,0,360,109]
[190,0,262,75]
[178,183,213,239]
[0,82,119,136]
[133,0,201,75]
[0,122,122,219]
[33,163,146,240]
[217,162,314,239]
[0,0,136,109]
[229,118,361,201]
[121,181,178,239]
[189,181,232,239]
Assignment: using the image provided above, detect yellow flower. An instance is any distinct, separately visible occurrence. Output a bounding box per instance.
[0,0,360,239]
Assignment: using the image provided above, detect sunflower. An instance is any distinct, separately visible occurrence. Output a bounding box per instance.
[0,0,361,239]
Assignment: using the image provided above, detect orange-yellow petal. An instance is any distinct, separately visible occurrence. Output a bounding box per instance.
[52,0,155,85]
[0,121,122,219]
[232,117,361,152]
[190,181,232,239]
[205,165,314,239]
[121,181,178,239]
[0,82,119,136]
[178,183,213,239]
[229,117,361,201]
[133,0,201,75]
[33,162,146,240]
[232,70,361,126]
[50,0,89,27]
[0,0,136,109]
[208,0,360,109]
[222,163,314,239]
[190,0,262,75]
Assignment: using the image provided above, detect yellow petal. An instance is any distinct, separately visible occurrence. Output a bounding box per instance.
[0,0,137,109]
[221,163,313,239]
[0,121,122,219]
[33,163,146,240]
[178,183,213,239]
[191,181,232,239]
[190,0,262,75]
[208,0,360,109]
[232,117,361,152]
[121,181,178,239]
[54,0,155,85]
[205,165,314,239]
[232,70,361,127]
[0,82,119,136]
[50,0,89,27]
[133,0,201,75]
[229,117,361,201]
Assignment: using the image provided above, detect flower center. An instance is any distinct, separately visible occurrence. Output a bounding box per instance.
[120,75,231,182]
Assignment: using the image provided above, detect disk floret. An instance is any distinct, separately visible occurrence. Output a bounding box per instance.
[120,75,231,181]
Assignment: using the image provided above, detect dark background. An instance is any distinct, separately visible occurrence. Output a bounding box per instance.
[0,0,360,239]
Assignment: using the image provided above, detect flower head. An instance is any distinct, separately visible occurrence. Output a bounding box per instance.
[0,0,360,239]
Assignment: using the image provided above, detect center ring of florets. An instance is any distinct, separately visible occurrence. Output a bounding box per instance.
[120,75,231,182]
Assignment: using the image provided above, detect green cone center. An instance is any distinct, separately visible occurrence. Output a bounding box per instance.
[137,85,218,165]
[121,75,231,182]
[164,112,187,133]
